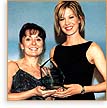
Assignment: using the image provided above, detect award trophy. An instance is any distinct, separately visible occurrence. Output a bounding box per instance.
[40,58,65,90]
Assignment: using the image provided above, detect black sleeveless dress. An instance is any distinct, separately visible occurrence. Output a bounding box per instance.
[53,41,95,100]
[10,67,45,100]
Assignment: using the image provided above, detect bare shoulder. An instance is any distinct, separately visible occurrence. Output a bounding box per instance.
[8,60,17,68]
[89,42,103,53]
[51,46,56,52]
[87,42,105,60]
[86,42,104,63]
[8,60,19,76]
[50,46,56,58]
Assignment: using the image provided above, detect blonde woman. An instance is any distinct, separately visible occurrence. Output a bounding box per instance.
[50,1,106,100]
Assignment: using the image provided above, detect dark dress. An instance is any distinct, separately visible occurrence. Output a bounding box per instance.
[10,66,45,100]
[53,41,96,100]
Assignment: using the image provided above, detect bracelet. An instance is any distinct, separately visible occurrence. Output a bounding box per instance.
[80,86,85,94]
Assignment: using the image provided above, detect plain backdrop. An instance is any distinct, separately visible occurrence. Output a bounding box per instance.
[8,0,106,100]
[0,0,106,108]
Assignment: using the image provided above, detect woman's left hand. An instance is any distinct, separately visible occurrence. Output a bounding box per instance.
[52,84,82,98]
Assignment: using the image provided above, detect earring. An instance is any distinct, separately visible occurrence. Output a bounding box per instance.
[21,48,24,52]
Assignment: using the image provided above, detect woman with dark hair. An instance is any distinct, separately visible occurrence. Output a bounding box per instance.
[50,1,106,100]
[8,23,56,100]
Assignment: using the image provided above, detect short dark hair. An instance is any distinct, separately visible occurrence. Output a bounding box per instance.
[19,23,46,43]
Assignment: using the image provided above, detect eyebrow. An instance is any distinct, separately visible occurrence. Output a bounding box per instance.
[24,35,42,39]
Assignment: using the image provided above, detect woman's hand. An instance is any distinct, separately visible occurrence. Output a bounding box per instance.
[52,84,82,98]
[34,86,56,98]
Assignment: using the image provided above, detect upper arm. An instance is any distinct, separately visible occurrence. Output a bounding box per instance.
[90,42,106,80]
[8,61,18,93]
[50,46,58,66]
[50,46,56,59]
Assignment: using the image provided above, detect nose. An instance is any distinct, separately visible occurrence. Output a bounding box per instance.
[65,18,70,25]
[32,39,36,45]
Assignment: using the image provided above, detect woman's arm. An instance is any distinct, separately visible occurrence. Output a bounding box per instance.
[8,61,56,100]
[84,42,106,93]
[8,61,37,100]
[50,47,55,59]
[8,88,38,100]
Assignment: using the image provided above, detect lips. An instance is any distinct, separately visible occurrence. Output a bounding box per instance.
[29,47,38,51]
[65,26,73,31]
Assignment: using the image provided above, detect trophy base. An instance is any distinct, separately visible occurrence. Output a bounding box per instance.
[46,85,64,90]
[51,86,61,89]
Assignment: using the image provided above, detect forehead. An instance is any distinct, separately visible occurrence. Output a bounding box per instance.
[24,29,41,39]
[25,29,39,36]
[61,8,74,16]
[59,7,77,18]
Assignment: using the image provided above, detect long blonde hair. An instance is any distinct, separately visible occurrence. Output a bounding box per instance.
[54,1,85,39]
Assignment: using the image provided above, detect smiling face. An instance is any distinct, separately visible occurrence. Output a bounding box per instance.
[54,1,85,38]
[59,7,80,36]
[20,29,44,57]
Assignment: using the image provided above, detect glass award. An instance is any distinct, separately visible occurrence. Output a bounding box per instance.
[40,58,65,90]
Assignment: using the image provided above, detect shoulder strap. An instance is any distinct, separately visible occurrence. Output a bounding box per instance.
[14,62,20,69]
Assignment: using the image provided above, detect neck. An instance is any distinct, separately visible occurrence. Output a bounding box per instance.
[22,56,39,67]
[63,33,85,46]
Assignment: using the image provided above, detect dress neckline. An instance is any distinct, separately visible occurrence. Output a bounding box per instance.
[14,61,41,80]
[14,68,41,80]
[60,41,92,47]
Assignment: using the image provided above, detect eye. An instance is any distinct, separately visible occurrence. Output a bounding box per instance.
[69,16,74,19]
[25,37,31,41]
[59,17,64,21]
[36,38,42,41]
